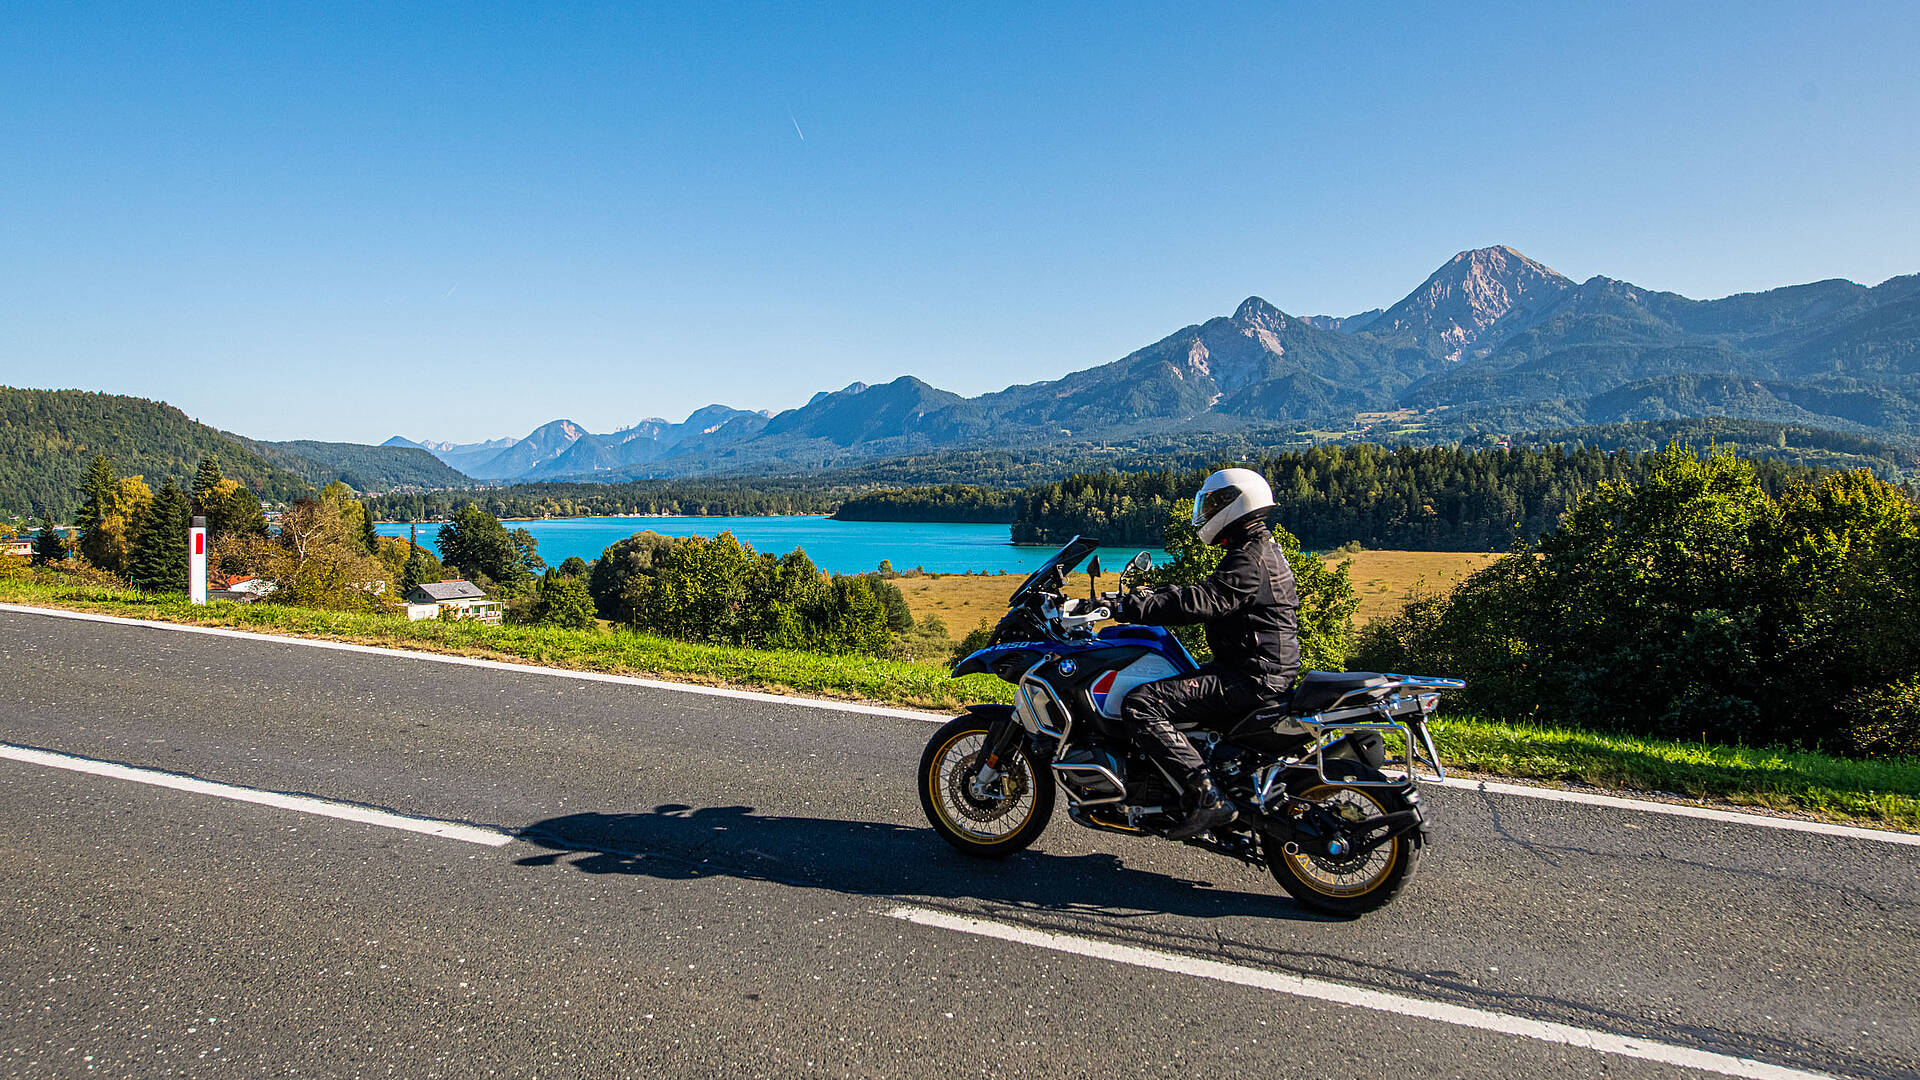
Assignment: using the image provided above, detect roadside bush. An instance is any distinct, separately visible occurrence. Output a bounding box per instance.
[950,622,995,665]
[1840,679,1920,760]
[1355,445,1920,758]
[588,531,676,621]
[609,531,907,656]
[227,496,396,613]
[527,573,596,630]
[886,614,952,664]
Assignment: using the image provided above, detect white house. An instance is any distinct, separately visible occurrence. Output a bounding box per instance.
[404,580,503,624]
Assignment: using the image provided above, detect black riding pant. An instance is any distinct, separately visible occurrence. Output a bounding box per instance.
[1120,664,1283,790]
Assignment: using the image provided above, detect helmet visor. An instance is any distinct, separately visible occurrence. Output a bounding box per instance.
[1196,485,1241,526]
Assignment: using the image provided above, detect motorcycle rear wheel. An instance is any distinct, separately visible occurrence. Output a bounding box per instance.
[1262,761,1421,917]
[919,715,1053,858]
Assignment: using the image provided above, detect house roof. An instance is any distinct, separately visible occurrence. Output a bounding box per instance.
[408,580,487,602]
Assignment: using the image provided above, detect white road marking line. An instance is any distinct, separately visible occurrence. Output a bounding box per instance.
[888,906,1835,1080]
[4,602,1915,847]
[0,742,510,847]
[1437,776,1920,848]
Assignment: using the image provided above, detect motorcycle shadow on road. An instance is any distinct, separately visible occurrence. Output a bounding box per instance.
[512,804,1320,922]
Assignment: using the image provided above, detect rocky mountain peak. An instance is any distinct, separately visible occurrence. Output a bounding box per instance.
[1365,245,1574,359]
[1233,296,1285,325]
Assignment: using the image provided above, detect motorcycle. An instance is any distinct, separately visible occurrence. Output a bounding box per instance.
[917,535,1463,916]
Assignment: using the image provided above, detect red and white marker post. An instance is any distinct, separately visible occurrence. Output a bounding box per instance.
[188,515,208,605]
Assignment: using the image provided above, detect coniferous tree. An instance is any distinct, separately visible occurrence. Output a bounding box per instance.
[32,512,67,566]
[129,478,192,593]
[192,456,224,505]
[75,455,118,567]
[214,484,269,540]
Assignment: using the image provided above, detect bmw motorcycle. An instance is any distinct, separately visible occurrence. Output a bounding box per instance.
[917,536,1463,916]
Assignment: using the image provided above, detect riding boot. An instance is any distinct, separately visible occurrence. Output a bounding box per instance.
[1168,777,1237,840]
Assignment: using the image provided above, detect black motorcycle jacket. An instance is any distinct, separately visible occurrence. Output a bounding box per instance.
[1117,520,1301,688]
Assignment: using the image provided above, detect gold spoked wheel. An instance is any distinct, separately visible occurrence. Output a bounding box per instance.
[918,715,1054,858]
[1279,784,1403,897]
[1263,764,1422,916]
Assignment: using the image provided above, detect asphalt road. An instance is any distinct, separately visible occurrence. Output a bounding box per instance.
[1,609,1915,1079]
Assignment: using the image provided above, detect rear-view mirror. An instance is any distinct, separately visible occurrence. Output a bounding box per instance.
[1128,551,1152,573]
[1086,556,1102,578]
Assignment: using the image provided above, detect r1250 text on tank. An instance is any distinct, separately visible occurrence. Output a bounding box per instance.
[918,536,1463,916]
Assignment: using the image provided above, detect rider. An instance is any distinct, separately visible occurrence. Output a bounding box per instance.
[1112,468,1301,840]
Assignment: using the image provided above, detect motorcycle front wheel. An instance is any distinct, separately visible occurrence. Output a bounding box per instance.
[1262,761,1421,917]
[918,715,1053,858]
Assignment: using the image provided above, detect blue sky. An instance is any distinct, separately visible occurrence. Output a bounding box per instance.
[3,2,1916,443]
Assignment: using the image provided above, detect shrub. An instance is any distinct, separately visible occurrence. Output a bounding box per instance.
[1840,679,1920,760]
[1357,446,1920,758]
[588,531,676,621]
[528,573,596,630]
[607,531,903,656]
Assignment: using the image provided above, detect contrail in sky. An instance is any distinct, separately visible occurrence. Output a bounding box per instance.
[790,111,805,141]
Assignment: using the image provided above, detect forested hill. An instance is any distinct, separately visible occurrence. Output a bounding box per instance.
[235,438,476,493]
[0,388,316,520]
[1010,444,1829,551]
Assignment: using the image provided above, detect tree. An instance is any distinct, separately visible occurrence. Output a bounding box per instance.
[204,479,268,541]
[128,478,191,593]
[437,505,535,587]
[238,496,394,611]
[32,512,68,565]
[75,455,121,572]
[633,532,757,643]
[528,574,596,629]
[1351,445,1920,758]
[588,531,678,620]
[556,555,589,578]
[510,528,545,580]
[394,524,449,595]
[192,455,225,506]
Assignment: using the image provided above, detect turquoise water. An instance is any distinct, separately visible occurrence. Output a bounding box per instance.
[376,516,1168,577]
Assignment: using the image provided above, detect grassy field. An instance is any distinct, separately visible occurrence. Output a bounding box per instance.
[1336,549,1501,625]
[4,572,1916,832]
[892,550,1502,631]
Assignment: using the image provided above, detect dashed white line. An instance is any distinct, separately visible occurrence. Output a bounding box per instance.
[4,602,1915,846]
[0,742,510,847]
[887,905,1837,1080]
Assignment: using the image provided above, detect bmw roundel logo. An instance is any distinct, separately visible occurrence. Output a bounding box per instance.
[1057,659,1077,676]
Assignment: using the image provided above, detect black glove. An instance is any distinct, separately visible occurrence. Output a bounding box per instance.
[1115,586,1154,622]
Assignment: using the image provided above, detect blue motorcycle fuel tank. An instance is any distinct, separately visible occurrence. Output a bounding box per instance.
[950,624,1199,682]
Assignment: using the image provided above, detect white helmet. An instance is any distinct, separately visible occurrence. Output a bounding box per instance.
[1192,468,1276,545]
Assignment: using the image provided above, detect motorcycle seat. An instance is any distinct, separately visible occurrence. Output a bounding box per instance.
[1233,672,1396,728]
[1286,671,1394,715]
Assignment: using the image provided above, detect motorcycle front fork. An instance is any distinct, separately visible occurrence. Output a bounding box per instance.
[969,717,1027,801]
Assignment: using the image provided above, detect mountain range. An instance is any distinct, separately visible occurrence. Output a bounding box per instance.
[393,245,1920,482]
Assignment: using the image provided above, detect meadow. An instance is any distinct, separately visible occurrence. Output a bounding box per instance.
[890,550,1502,633]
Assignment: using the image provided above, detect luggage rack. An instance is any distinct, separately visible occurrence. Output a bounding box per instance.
[1258,675,1462,793]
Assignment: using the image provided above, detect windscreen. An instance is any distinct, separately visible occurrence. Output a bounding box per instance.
[1007,535,1100,605]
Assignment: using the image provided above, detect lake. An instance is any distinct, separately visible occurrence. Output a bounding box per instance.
[376,516,1169,577]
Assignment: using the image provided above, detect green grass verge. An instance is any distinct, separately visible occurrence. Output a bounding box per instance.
[4,575,1916,832]
[0,577,1014,711]
[1432,715,1920,832]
